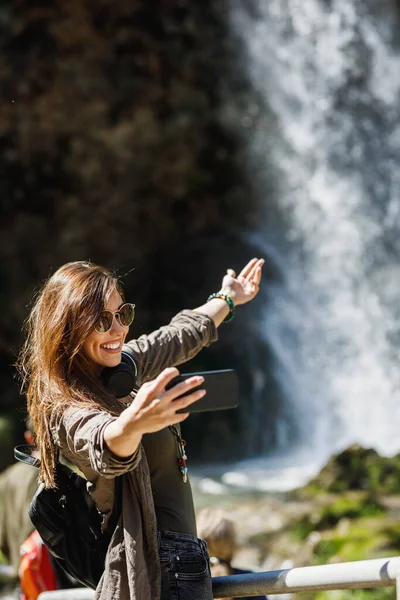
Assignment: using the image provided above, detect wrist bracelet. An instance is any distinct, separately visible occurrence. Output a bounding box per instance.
[207,292,235,323]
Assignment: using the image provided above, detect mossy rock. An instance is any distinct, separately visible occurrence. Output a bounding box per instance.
[298,446,400,496]
[290,494,385,542]
[311,514,400,564]
[317,495,385,528]
[313,528,384,565]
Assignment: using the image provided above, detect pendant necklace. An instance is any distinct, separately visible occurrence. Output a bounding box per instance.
[169,425,188,483]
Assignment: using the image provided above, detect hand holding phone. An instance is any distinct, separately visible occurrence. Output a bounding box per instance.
[165,369,238,413]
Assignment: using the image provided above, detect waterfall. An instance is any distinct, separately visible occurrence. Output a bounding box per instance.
[225,0,400,467]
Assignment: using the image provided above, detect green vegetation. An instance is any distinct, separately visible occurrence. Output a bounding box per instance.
[316,495,385,528]
[313,588,395,600]
[312,520,389,564]
[292,494,385,542]
[245,447,400,600]
[297,446,400,496]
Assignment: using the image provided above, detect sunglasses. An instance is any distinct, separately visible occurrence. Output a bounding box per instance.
[94,303,136,334]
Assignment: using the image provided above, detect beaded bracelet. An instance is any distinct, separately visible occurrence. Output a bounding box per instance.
[207,292,236,323]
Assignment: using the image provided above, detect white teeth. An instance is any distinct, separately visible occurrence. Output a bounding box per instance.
[101,343,120,350]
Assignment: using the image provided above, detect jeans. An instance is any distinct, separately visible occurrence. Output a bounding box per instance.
[158,530,213,600]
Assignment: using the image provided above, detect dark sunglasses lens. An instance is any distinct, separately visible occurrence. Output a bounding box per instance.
[119,304,135,326]
[95,311,113,333]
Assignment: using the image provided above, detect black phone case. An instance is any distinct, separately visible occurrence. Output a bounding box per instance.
[165,369,239,413]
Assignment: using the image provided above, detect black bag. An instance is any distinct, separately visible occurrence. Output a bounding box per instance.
[14,445,120,590]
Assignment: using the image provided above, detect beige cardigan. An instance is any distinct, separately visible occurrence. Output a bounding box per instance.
[50,310,218,600]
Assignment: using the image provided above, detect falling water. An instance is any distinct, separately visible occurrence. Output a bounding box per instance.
[206,0,400,491]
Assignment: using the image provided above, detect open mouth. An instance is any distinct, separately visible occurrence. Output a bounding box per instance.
[100,342,121,353]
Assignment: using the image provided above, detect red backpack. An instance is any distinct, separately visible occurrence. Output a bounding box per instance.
[19,530,58,600]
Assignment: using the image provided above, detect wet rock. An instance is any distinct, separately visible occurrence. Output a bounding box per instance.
[300,445,400,495]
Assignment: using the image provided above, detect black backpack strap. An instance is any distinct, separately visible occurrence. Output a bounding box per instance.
[14,444,41,469]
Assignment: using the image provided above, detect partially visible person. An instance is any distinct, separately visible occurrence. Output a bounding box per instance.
[19,530,58,600]
[0,417,39,572]
[0,418,78,600]
[197,508,267,600]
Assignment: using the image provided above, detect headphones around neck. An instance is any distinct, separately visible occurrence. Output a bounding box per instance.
[101,344,138,398]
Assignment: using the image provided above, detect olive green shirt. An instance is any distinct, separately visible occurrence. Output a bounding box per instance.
[0,461,39,571]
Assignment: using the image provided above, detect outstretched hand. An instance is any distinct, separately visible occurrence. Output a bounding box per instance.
[220,257,264,306]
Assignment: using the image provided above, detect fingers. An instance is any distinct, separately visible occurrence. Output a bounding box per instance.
[167,387,208,425]
[169,411,191,424]
[244,258,264,284]
[132,370,205,417]
[253,263,263,285]
[131,367,179,411]
[238,258,258,280]
[163,375,205,402]
[225,259,264,284]
[148,367,180,394]
[239,258,264,279]
[130,380,206,433]
[171,388,206,412]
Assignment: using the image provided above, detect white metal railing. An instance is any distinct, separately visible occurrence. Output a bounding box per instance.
[212,556,400,598]
[36,556,400,600]
[0,565,17,581]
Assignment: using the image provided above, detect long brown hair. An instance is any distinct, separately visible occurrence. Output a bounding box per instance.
[17,261,124,488]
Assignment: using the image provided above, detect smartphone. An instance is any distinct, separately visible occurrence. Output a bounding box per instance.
[165,369,239,413]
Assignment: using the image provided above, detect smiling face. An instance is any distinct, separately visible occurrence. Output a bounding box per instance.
[81,288,129,376]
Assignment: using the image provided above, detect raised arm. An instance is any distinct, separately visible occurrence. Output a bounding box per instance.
[127,310,218,383]
[105,258,264,459]
[194,257,264,326]
[127,258,264,382]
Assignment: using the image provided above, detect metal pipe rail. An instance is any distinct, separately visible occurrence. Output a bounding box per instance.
[37,556,400,600]
[0,564,17,583]
[212,556,400,598]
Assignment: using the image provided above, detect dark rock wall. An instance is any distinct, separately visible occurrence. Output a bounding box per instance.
[0,0,277,467]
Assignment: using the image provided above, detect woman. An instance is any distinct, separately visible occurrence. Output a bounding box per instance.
[18,257,263,600]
